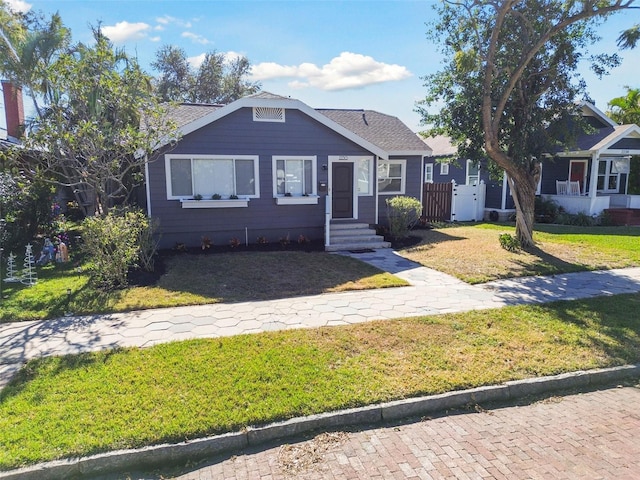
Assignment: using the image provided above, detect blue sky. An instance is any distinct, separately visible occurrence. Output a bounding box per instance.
[2,0,640,133]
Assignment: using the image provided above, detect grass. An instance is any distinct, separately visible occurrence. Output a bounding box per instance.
[0,251,407,323]
[1,293,639,469]
[2,223,640,469]
[398,223,640,283]
[3,223,639,322]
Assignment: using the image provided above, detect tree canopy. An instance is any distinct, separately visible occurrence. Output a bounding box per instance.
[0,0,70,118]
[19,29,178,216]
[151,45,260,104]
[418,0,636,247]
[608,86,640,124]
[0,2,179,217]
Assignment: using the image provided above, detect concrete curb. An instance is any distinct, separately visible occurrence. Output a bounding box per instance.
[2,364,639,480]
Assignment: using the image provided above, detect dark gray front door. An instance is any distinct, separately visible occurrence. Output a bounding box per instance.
[332,162,354,218]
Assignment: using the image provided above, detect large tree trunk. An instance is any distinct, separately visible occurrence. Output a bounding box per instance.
[507,171,537,248]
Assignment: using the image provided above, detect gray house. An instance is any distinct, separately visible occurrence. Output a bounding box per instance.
[423,103,640,223]
[542,102,640,219]
[145,92,431,250]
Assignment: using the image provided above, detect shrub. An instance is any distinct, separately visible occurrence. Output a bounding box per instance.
[534,197,559,223]
[499,233,521,252]
[0,172,55,251]
[385,196,422,239]
[555,211,595,226]
[81,208,154,290]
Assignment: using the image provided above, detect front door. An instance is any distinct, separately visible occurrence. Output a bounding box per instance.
[569,160,587,194]
[332,162,354,218]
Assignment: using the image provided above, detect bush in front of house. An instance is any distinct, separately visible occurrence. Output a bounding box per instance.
[534,196,559,223]
[81,208,157,290]
[386,196,423,239]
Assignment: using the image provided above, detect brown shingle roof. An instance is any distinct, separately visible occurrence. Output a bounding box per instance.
[317,109,430,154]
[168,103,223,129]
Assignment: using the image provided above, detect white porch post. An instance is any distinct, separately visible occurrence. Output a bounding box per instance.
[501,174,508,210]
[588,153,599,200]
[588,152,600,214]
[324,195,331,248]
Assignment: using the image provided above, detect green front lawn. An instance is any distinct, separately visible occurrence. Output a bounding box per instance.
[3,223,639,322]
[0,251,407,324]
[1,294,639,469]
[399,223,640,283]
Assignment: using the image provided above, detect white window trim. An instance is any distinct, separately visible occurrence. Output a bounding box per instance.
[378,159,406,195]
[597,158,621,193]
[357,156,374,196]
[272,155,318,204]
[466,159,480,185]
[165,154,260,200]
[424,163,434,184]
[440,162,450,175]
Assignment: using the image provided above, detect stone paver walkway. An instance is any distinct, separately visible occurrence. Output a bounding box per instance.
[169,384,640,480]
[2,249,640,388]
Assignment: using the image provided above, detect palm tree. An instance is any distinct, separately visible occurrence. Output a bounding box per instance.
[618,24,639,50]
[0,5,70,120]
[608,87,640,125]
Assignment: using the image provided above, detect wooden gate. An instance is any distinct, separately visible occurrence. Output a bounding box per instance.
[423,182,452,222]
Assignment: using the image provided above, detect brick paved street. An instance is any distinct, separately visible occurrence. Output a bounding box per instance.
[168,385,640,480]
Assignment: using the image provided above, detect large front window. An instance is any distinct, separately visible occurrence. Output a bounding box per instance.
[597,158,620,193]
[377,159,406,194]
[273,156,317,196]
[166,155,259,199]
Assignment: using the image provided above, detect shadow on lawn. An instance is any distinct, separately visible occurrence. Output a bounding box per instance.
[0,312,126,396]
[537,294,640,363]
[152,248,400,303]
[507,245,599,278]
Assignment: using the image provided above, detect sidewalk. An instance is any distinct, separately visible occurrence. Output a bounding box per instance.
[2,249,640,388]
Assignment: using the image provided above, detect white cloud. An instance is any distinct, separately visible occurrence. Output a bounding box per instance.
[181,31,211,45]
[250,52,412,91]
[188,51,245,69]
[187,53,206,69]
[5,0,31,13]
[102,21,151,44]
[156,15,192,28]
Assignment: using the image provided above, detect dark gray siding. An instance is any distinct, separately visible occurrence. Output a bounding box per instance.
[148,107,378,248]
[484,175,512,210]
[424,157,466,185]
[377,155,424,226]
[611,138,640,150]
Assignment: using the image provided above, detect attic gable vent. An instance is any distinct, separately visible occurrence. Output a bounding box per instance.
[253,106,285,123]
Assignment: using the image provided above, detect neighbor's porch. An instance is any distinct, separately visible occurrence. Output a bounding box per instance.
[544,154,639,217]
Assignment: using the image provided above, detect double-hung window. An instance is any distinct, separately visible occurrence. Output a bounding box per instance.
[466,160,480,185]
[166,155,260,199]
[377,159,406,194]
[597,158,620,193]
[273,156,317,196]
[424,163,434,183]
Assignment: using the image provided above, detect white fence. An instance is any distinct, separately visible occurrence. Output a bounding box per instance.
[451,181,486,222]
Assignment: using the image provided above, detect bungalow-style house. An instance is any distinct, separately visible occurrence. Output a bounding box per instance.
[145,92,432,250]
[423,103,640,224]
[541,102,640,221]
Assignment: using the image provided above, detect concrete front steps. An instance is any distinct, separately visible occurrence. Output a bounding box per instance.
[325,222,391,251]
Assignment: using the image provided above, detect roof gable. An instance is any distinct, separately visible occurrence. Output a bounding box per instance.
[166,93,428,158]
